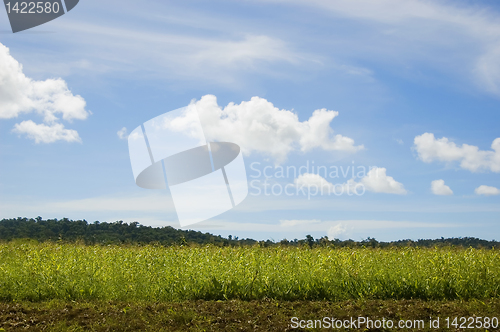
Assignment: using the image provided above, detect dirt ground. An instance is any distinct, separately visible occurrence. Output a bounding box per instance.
[0,299,499,331]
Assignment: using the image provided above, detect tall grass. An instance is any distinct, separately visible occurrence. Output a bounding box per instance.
[0,241,499,302]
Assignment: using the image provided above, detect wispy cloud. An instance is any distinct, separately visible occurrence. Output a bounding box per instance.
[279,219,321,227]
[10,0,500,95]
[0,192,175,215]
[258,0,500,96]
[46,19,313,87]
[194,219,458,239]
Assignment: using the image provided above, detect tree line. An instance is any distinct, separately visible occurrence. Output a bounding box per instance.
[0,217,499,249]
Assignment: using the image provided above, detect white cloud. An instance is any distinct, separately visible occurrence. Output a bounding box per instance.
[160,95,363,164]
[294,167,406,195]
[190,95,363,164]
[327,223,346,239]
[0,42,89,143]
[475,185,500,196]
[431,179,453,196]
[414,133,500,173]
[117,127,128,140]
[12,121,81,144]
[396,138,404,145]
[360,167,407,194]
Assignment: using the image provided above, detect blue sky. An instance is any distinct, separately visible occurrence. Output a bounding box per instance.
[1,0,500,241]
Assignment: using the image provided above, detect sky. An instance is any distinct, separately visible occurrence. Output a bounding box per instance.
[0,0,499,242]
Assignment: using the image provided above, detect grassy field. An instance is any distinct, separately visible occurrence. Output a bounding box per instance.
[0,241,499,302]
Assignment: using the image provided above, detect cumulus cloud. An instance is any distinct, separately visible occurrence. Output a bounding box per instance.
[431,179,453,196]
[360,167,407,194]
[294,167,407,195]
[475,185,500,196]
[12,121,81,144]
[327,223,346,239]
[171,95,363,164]
[0,42,89,143]
[414,133,500,173]
[117,127,128,140]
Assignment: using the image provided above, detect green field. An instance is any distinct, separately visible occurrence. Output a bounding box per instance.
[1,242,499,302]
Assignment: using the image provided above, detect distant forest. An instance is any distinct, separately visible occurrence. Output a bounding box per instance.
[1,217,499,249]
